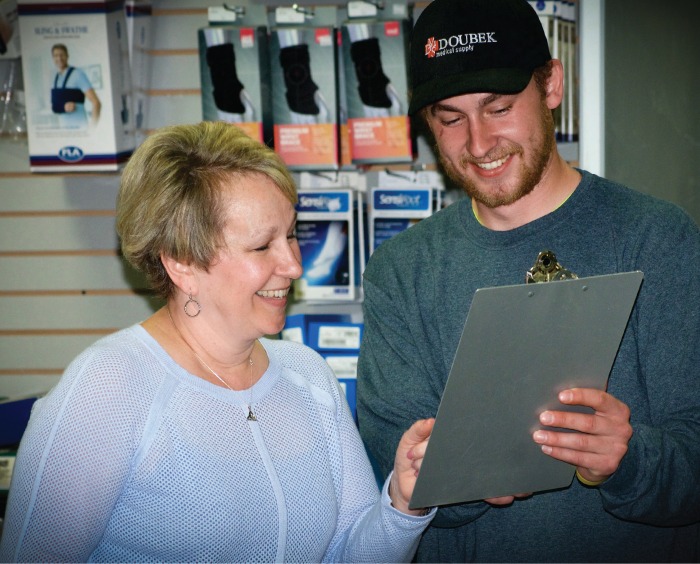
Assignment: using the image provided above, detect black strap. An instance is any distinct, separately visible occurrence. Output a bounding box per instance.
[54,66,76,90]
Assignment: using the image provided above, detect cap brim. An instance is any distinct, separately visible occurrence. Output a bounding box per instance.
[408,67,533,115]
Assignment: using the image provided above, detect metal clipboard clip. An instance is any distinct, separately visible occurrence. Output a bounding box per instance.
[525,250,578,283]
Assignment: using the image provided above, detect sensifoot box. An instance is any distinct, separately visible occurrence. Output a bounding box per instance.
[18,0,135,172]
[369,186,433,253]
[294,189,355,301]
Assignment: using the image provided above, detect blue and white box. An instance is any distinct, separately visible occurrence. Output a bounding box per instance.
[18,0,135,171]
[323,352,359,421]
[281,312,352,344]
[307,320,363,352]
[369,186,433,253]
[295,189,355,301]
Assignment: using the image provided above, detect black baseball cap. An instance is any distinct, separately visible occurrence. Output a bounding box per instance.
[408,0,552,115]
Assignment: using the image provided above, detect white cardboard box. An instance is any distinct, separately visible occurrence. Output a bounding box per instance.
[18,0,135,171]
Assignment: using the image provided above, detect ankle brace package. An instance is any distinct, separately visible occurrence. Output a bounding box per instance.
[340,20,412,165]
[270,26,339,170]
[198,24,271,143]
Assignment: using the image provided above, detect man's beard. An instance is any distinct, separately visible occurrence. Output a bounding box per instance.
[439,101,556,209]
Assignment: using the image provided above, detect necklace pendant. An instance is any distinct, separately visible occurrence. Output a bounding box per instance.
[247,407,257,422]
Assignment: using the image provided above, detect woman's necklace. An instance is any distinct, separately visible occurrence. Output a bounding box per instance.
[167,306,257,421]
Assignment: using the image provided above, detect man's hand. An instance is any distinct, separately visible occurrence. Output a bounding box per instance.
[532,388,632,484]
[390,418,435,515]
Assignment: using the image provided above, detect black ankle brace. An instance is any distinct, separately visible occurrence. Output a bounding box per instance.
[205,43,245,114]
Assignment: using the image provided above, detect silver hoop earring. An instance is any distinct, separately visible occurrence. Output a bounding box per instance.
[184,294,201,318]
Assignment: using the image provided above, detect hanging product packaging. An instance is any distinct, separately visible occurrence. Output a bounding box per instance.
[198,4,271,144]
[294,189,356,301]
[369,186,434,253]
[340,17,412,164]
[18,0,135,171]
[269,25,338,170]
[124,0,151,145]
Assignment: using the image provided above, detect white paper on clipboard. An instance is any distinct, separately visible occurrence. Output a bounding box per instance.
[409,271,644,510]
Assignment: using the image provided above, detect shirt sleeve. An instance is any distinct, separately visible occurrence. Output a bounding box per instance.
[357,270,489,529]
[0,348,148,562]
[68,67,94,93]
[599,208,700,526]
[318,361,434,563]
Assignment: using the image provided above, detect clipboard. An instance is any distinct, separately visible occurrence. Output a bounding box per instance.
[409,271,644,509]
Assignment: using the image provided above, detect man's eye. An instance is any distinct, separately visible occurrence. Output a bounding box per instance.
[439,115,461,126]
[491,104,512,115]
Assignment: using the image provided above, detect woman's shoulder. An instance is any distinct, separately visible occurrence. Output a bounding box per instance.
[32,326,166,440]
[262,338,339,394]
[263,337,327,371]
[62,325,167,394]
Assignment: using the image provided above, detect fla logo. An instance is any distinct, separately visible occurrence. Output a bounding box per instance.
[58,146,84,163]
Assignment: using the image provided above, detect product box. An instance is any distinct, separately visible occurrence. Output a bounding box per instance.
[0,0,20,59]
[308,320,363,352]
[340,19,412,164]
[18,0,135,171]
[269,24,338,170]
[369,186,433,253]
[0,449,16,491]
[281,312,352,344]
[124,0,151,144]
[323,352,359,421]
[0,393,42,447]
[295,189,355,301]
[198,6,271,144]
[335,27,353,169]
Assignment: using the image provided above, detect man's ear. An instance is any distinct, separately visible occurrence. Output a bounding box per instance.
[160,252,196,294]
[545,59,565,111]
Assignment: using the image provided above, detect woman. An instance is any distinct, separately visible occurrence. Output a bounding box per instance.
[0,121,435,562]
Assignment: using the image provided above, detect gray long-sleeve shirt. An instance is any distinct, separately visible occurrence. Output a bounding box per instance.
[357,170,700,562]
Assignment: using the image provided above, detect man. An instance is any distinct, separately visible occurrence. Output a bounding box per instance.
[50,43,101,128]
[356,0,700,561]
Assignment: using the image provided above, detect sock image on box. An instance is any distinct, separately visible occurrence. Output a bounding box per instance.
[280,44,319,115]
[298,220,350,285]
[206,42,246,114]
[306,220,348,281]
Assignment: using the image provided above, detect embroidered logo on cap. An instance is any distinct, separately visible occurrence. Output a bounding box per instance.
[424,32,497,59]
[425,37,439,58]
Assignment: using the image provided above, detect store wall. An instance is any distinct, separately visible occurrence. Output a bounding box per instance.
[604,0,700,224]
[3,0,698,401]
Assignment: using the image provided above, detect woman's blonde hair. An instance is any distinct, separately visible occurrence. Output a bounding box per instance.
[116,121,297,299]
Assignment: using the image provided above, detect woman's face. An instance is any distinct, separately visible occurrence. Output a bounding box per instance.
[195,173,301,340]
